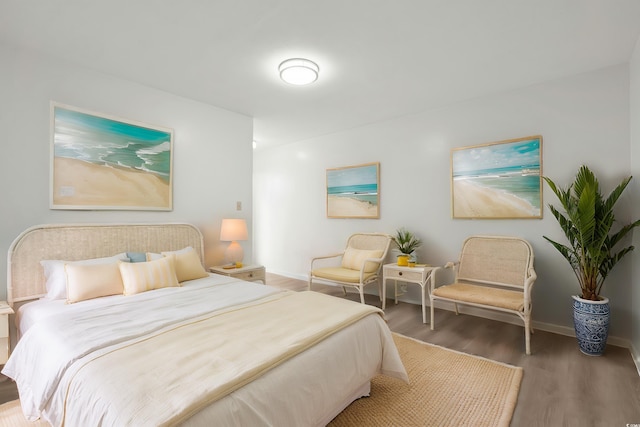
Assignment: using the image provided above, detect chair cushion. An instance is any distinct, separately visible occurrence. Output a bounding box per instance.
[312,267,377,284]
[341,248,384,273]
[431,282,524,311]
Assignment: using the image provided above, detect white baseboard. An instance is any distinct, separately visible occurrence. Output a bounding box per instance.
[272,269,632,349]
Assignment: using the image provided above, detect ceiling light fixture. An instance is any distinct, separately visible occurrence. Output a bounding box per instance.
[278,58,319,85]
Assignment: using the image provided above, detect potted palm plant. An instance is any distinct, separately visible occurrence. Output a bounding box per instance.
[543,165,640,355]
[393,228,422,266]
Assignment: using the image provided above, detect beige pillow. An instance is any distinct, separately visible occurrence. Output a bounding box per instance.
[65,262,125,304]
[161,247,208,282]
[119,255,180,295]
[341,248,384,273]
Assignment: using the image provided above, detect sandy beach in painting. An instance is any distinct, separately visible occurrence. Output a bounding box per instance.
[453,179,536,218]
[53,157,170,208]
[328,195,378,217]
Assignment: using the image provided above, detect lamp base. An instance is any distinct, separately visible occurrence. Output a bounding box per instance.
[225,241,244,264]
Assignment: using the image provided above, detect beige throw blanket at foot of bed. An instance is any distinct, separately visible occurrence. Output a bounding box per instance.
[61,291,406,427]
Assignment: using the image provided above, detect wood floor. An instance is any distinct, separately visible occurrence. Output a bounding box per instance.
[272,273,640,427]
[2,272,639,426]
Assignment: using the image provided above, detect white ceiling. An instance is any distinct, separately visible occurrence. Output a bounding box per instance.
[2,0,640,149]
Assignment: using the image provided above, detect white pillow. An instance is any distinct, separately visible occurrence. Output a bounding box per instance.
[146,246,192,262]
[40,253,129,300]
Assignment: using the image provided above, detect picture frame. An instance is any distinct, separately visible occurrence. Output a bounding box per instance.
[326,162,380,219]
[50,102,174,210]
[451,135,542,219]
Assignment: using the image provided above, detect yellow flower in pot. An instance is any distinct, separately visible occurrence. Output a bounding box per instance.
[393,228,422,266]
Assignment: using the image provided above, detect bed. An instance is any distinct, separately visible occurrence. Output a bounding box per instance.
[2,223,407,426]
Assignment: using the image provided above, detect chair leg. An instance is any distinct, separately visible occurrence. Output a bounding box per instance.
[308,277,312,291]
[454,303,459,315]
[525,317,531,355]
[359,288,365,304]
[342,286,348,296]
[421,286,427,324]
[430,301,435,330]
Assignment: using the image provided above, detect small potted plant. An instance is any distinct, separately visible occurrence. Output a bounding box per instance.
[393,228,422,266]
[544,165,640,355]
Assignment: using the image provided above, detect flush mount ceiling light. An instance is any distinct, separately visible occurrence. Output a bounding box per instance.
[278,58,319,85]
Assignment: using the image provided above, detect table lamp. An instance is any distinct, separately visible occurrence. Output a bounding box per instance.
[220,218,248,264]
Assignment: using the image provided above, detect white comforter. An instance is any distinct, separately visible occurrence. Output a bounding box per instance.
[3,275,407,426]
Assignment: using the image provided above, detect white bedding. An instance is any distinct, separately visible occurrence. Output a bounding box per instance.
[3,274,407,426]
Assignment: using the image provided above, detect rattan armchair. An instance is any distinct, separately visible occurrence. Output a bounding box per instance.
[309,233,392,305]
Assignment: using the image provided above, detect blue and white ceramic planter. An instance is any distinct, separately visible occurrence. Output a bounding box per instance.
[572,295,610,356]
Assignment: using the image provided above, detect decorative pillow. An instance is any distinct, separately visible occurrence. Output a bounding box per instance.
[161,247,208,282]
[40,253,129,300]
[146,247,192,262]
[341,248,384,273]
[119,255,179,295]
[65,262,124,304]
[126,252,147,263]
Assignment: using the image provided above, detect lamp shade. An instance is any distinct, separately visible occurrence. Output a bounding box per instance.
[220,219,248,242]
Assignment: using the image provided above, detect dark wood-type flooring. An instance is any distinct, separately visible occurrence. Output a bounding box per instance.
[2,272,639,426]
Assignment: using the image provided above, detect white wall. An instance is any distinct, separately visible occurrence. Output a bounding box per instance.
[630,35,640,367]
[254,64,635,342]
[0,43,254,301]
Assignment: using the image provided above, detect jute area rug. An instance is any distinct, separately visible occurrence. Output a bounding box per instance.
[329,333,523,427]
[0,333,522,427]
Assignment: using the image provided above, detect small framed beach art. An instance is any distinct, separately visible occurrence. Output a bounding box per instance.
[326,162,380,219]
[50,102,173,210]
[451,135,542,219]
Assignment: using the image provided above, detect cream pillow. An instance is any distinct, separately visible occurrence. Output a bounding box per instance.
[65,262,125,304]
[41,253,129,300]
[161,247,208,282]
[119,255,180,295]
[341,248,384,273]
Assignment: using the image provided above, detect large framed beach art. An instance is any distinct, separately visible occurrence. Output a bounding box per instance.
[327,162,380,219]
[451,135,542,219]
[50,103,173,210]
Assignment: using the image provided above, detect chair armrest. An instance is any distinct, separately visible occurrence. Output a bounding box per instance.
[310,253,344,270]
[523,266,537,308]
[356,256,386,281]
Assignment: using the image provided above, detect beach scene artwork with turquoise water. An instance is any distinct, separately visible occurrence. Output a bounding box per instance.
[451,136,542,218]
[327,163,379,218]
[51,104,173,210]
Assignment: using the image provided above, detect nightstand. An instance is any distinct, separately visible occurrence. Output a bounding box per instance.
[382,263,437,324]
[0,301,14,364]
[209,264,266,284]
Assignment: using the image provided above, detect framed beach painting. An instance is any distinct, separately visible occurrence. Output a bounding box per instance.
[451,135,542,219]
[327,162,380,219]
[50,102,173,210]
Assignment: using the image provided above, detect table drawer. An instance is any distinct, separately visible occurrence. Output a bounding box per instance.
[385,269,423,282]
[235,270,265,282]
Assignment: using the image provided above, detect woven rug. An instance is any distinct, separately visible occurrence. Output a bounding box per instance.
[329,333,523,427]
[0,333,522,427]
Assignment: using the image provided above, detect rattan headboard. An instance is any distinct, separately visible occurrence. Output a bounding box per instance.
[7,223,205,306]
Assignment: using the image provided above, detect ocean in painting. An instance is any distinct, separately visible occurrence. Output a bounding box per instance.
[327,183,379,204]
[327,164,379,205]
[53,107,172,183]
[452,137,541,211]
[453,165,541,209]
